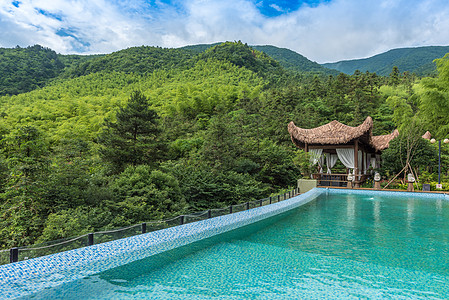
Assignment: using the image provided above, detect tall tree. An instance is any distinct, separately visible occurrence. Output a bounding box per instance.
[97,91,163,172]
[417,54,449,138]
[0,126,50,247]
[389,66,400,86]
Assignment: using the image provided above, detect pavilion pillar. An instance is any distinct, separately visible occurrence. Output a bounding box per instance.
[354,139,359,188]
[362,151,365,174]
[305,143,309,152]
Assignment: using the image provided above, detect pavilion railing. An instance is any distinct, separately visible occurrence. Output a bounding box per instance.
[313,173,369,187]
[1,188,300,265]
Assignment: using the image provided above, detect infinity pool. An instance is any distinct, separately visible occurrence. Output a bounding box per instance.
[26,190,449,299]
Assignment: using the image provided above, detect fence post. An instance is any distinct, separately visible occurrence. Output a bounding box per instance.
[246,202,250,210]
[230,205,233,214]
[278,195,280,202]
[10,247,18,263]
[142,223,147,234]
[88,233,94,246]
[269,196,272,204]
[260,199,263,206]
[208,209,212,218]
[180,215,185,225]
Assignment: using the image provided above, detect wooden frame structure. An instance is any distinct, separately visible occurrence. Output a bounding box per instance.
[288,116,399,187]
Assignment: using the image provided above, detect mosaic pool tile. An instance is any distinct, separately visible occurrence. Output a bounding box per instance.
[0,189,323,299]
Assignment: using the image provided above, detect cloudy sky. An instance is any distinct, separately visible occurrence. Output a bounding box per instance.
[1,0,449,63]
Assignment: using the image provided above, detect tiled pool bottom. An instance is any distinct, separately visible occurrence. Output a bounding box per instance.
[2,188,449,299]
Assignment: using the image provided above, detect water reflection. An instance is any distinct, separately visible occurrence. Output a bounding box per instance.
[346,196,355,226]
[373,200,380,224]
[406,199,415,231]
[436,199,443,215]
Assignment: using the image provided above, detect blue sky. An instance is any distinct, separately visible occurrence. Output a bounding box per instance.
[1,0,449,63]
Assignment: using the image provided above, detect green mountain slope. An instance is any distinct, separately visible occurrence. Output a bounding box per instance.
[0,45,65,96]
[182,43,337,75]
[0,55,266,143]
[251,45,338,75]
[64,46,197,77]
[181,43,221,53]
[322,46,449,76]
[0,45,99,96]
[200,42,284,77]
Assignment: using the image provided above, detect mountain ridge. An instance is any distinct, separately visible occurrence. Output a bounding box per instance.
[322,45,449,76]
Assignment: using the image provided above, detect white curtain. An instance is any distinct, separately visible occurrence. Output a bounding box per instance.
[326,154,338,174]
[363,152,367,174]
[376,154,381,169]
[365,153,371,173]
[336,148,355,171]
[365,154,377,173]
[319,154,325,173]
[370,157,376,169]
[309,148,323,165]
[358,150,363,174]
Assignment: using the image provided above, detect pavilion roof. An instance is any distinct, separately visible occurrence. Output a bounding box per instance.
[287,116,399,152]
[422,131,431,140]
[370,129,399,151]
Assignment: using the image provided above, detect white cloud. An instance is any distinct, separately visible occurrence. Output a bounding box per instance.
[158,0,449,62]
[269,4,283,12]
[0,0,160,53]
[1,0,449,62]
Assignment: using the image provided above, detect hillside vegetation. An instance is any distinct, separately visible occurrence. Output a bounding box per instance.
[0,41,447,252]
[322,45,449,76]
[182,43,338,75]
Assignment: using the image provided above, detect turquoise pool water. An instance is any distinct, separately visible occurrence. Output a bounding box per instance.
[28,192,449,299]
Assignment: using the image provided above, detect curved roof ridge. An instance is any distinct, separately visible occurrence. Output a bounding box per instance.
[370,129,400,151]
[288,116,373,146]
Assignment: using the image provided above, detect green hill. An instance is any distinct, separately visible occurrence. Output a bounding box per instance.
[0,45,268,143]
[0,45,99,96]
[64,46,196,78]
[251,45,338,75]
[322,46,449,76]
[0,42,336,98]
[182,43,337,75]
[181,43,221,53]
[0,45,65,96]
[200,42,284,77]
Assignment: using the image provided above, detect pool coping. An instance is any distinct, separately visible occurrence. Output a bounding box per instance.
[321,187,449,200]
[0,188,324,299]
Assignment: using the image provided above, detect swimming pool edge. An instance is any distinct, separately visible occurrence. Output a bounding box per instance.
[0,188,324,299]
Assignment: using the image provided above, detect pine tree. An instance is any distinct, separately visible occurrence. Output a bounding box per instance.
[97,91,163,172]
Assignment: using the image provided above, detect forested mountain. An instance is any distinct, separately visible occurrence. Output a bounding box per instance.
[0,45,98,96]
[63,46,196,78]
[182,43,337,75]
[322,46,449,76]
[0,45,65,96]
[181,43,221,53]
[0,41,447,254]
[1,42,313,98]
[252,45,338,75]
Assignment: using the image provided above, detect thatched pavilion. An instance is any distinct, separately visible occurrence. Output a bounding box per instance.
[288,116,399,187]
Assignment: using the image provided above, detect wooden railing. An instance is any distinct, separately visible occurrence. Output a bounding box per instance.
[313,173,369,187]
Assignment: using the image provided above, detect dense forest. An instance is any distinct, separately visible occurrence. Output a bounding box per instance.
[0,41,448,250]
